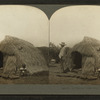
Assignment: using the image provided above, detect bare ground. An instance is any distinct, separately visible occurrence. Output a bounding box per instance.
[1,63,100,84]
[0,75,49,84]
[0,69,49,84]
[49,63,100,84]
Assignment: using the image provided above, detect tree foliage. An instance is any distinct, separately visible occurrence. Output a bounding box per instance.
[49,42,60,63]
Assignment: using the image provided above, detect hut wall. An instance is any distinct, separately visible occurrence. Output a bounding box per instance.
[82,57,95,75]
[3,56,17,75]
[82,56,87,68]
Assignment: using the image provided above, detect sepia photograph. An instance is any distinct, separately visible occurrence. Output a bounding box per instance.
[0,4,100,86]
[0,5,49,84]
[49,5,100,84]
[0,0,100,97]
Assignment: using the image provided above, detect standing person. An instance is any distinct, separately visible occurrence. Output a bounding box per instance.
[59,42,66,73]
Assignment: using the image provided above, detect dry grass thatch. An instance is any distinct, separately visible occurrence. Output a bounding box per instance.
[0,35,48,78]
[71,36,100,56]
[63,36,100,75]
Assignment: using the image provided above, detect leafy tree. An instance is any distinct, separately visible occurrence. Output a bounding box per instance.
[49,42,60,63]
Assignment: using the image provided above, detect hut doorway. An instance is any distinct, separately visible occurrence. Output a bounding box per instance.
[0,51,3,68]
[71,51,82,69]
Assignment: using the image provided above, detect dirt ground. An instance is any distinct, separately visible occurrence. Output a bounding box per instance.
[0,70,49,84]
[0,75,49,84]
[1,63,100,84]
[49,63,100,84]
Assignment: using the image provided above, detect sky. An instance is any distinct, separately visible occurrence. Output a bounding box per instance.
[0,5,49,47]
[50,5,100,47]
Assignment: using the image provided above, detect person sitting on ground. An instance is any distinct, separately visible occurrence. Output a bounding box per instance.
[20,64,27,76]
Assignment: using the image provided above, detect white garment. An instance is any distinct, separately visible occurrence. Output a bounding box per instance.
[59,46,67,59]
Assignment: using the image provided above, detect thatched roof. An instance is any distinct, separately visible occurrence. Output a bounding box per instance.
[71,36,100,56]
[0,35,48,75]
[63,37,100,73]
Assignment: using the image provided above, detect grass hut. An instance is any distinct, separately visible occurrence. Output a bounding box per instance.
[0,35,48,79]
[64,36,100,75]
